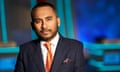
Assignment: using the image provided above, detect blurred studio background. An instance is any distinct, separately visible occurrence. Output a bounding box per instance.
[0,0,120,72]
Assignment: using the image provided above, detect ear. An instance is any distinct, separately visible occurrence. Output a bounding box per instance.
[31,22,35,30]
[57,17,60,27]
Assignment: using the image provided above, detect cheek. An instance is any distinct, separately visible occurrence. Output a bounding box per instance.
[34,24,41,30]
[35,25,41,32]
[52,24,59,31]
[49,23,58,29]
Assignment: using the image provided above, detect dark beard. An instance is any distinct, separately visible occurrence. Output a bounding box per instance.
[35,29,58,41]
[39,32,57,41]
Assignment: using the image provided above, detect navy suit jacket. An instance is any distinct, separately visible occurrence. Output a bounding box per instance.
[14,36,86,72]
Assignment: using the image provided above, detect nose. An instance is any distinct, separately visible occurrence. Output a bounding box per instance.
[41,20,47,29]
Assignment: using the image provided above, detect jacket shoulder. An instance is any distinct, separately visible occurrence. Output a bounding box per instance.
[19,39,39,51]
[63,37,83,45]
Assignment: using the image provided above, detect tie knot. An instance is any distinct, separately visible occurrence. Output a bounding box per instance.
[44,42,51,50]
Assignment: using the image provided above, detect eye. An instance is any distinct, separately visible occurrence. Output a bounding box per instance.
[46,16,52,21]
[47,18,52,21]
[33,18,42,24]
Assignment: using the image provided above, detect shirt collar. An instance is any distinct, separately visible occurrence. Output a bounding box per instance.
[50,33,59,46]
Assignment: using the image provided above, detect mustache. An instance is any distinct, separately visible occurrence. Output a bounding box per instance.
[40,28,51,32]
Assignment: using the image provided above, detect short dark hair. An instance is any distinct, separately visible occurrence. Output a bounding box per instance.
[31,2,56,20]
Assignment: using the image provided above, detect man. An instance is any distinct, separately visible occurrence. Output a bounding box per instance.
[14,2,86,72]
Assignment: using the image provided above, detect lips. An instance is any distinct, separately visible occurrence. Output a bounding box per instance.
[41,30,50,35]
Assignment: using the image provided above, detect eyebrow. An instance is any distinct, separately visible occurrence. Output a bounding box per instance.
[33,16,53,19]
[33,18,41,21]
[45,16,53,19]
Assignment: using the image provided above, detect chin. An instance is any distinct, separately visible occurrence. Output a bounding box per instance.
[38,32,57,41]
[41,37,52,41]
[38,35,52,41]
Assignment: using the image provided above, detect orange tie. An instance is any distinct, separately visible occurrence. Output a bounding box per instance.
[44,42,53,72]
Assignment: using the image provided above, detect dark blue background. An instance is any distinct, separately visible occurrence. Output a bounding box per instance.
[73,0,120,43]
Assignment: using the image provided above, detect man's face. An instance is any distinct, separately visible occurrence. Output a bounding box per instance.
[32,6,60,41]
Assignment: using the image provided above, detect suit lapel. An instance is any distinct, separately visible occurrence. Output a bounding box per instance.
[51,37,69,72]
[31,40,45,72]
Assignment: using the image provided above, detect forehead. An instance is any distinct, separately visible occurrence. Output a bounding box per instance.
[32,6,56,17]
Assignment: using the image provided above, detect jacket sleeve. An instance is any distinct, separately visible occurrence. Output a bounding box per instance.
[14,47,25,72]
[74,42,86,72]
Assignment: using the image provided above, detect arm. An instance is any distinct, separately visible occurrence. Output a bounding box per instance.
[74,42,86,72]
[14,47,25,72]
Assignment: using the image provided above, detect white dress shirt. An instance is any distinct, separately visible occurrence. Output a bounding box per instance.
[40,33,60,67]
